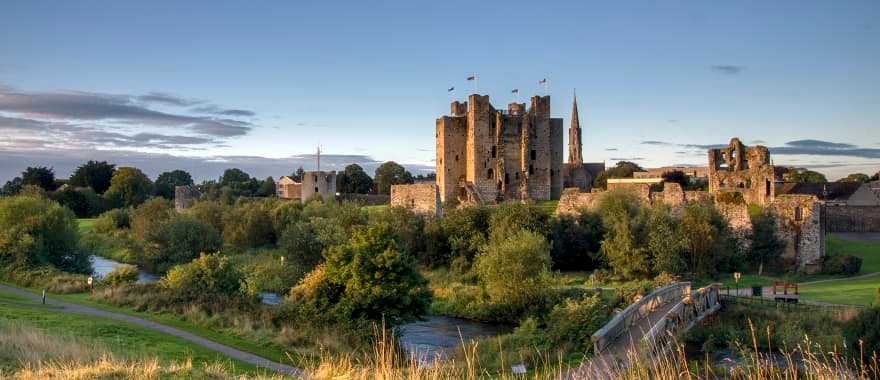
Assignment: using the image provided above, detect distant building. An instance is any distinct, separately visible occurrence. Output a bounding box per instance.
[276,171,336,202]
[561,93,605,192]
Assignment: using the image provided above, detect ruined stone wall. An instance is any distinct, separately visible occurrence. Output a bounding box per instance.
[527,96,553,200]
[770,195,824,273]
[436,115,467,203]
[550,118,564,199]
[499,113,523,200]
[174,185,201,211]
[301,171,337,201]
[715,200,753,250]
[337,193,390,206]
[556,188,604,216]
[390,183,441,215]
[708,138,775,207]
[467,95,497,201]
[606,182,652,203]
[826,206,880,232]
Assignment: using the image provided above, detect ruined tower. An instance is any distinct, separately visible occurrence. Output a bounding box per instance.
[568,92,583,165]
[435,94,564,204]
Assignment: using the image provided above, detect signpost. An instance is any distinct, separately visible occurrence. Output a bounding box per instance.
[87,276,93,290]
[733,272,741,296]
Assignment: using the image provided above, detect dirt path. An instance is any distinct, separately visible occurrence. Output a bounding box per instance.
[0,284,303,377]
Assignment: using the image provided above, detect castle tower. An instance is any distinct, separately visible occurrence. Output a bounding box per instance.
[567,92,583,165]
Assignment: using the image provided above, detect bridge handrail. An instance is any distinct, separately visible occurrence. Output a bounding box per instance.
[591,281,691,354]
[641,283,722,351]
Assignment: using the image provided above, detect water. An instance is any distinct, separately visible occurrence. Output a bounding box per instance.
[89,255,159,283]
[259,292,282,305]
[398,316,511,366]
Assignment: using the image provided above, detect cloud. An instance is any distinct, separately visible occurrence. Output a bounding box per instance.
[605,148,618,151]
[0,148,433,183]
[641,140,673,146]
[784,139,857,150]
[191,104,256,117]
[610,157,644,161]
[710,65,746,75]
[136,92,201,107]
[750,140,766,144]
[0,87,255,138]
[769,139,880,159]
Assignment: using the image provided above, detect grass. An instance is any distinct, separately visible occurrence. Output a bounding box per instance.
[77,217,96,233]
[533,199,559,214]
[800,275,880,305]
[0,287,268,376]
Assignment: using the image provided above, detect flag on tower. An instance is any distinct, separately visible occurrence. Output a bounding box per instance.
[467,75,476,81]
[538,78,547,85]
[511,88,518,94]
[448,86,455,92]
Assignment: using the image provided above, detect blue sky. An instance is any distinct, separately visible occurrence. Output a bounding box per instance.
[1,0,878,181]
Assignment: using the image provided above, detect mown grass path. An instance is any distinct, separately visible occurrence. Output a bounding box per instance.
[0,283,303,377]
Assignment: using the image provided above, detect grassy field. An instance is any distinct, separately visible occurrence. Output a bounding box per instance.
[78,217,96,233]
[0,287,266,376]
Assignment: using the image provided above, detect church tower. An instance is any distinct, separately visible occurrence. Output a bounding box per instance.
[567,91,583,164]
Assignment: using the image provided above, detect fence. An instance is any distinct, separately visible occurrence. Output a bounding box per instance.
[642,284,721,354]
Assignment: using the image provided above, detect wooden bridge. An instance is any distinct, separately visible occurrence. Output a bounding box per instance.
[565,282,722,378]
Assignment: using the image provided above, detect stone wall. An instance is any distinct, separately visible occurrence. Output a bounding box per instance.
[708,138,775,207]
[770,195,825,273]
[301,171,337,201]
[556,188,604,216]
[390,183,441,215]
[337,193,390,206]
[174,185,201,211]
[826,206,880,232]
[715,200,753,250]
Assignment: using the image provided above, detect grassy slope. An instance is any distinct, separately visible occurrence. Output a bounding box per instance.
[0,288,266,376]
[798,236,880,305]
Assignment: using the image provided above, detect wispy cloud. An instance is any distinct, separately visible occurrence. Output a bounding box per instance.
[136,92,201,107]
[605,148,618,151]
[610,157,644,161]
[710,65,746,75]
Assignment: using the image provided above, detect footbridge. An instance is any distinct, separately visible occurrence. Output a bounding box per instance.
[567,282,721,378]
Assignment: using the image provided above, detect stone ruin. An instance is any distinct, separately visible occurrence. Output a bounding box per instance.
[708,138,775,207]
[174,185,201,211]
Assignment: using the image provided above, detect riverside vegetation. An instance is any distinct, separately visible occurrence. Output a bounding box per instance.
[2,163,880,378]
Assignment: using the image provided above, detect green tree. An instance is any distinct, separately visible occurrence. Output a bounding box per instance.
[257,176,276,197]
[549,211,604,271]
[838,173,871,183]
[597,189,650,279]
[488,202,549,242]
[219,168,258,197]
[161,253,243,301]
[291,167,305,182]
[223,202,274,248]
[1,177,22,196]
[69,160,116,194]
[843,307,880,359]
[185,200,226,234]
[593,161,645,189]
[104,167,154,208]
[154,170,194,199]
[748,211,785,274]
[475,230,551,310]
[52,186,103,218]
[337,164,374,194]
[316,224,431,323]
[677,203,736,276]
[278,221,325,271]
[129,198,174,241]
[646,206,685,275]
[21,166,58,191]
[440,205,490,266]
[144,215,222,273]
[782,168,827,183]
[0,196,88,272]
[662,170,689,187]
[374,161,413,194]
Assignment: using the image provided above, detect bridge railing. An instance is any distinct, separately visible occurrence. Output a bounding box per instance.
[641,283,722,352]
[591,282,691,354]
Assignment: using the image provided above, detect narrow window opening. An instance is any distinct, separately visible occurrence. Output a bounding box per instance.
[794,207,803,221]
[491,146,497,158]
[487,168,494,179]
[529,165,534,175]
[530,150,537,160]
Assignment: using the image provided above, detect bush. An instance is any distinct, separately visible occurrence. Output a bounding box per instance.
[52,187,103,218]
[277,221,325,271]
[270,201,303,235]
[93,208,130,233]
[550,211,604,271]
[103,265,139,286]
[0,266,90,293]
[0,196,89,273]
[545,295,609,354]
[440,205,489,265]
[143,215,222,273]
[129,198,173,241]
[474,230,551,312]
[161,253,243,301]
[242,254,305,295]
[823,254,862,275]
[185,200,226,235]
[367,206,426,257]
[597,189,650,280]
[488,202,549,242]
[843,307,880,357]
[104,167,154,208]
[223,202,274,248]
[291,224,431,325]
[748,211,786,274]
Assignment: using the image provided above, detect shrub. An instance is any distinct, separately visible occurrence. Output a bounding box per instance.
[748,211,786,274]
[292,225,431,325]
[843,307,880,357]
[103,264,139,286]
[597,190,650,280]
[676,203,738,276]
[242,255,306,295]
[143,215,222,273]
[367,206,426,257]
[223,202,274,248]
[277,221,325,271]
[545,295,609,354]
[0,196,89,273]
[185,200,226,235]
[104,167,154,208]
[474,230,551,312]
[823,254,862,275]
[550,211,604,271]
[161,253,243,301]
[129,198,173,241]
[440,205,489,265]
[93,208,130,233]
[270,201,303,234]
[647,206,684,276]
[488,202,549,242]
[52,186,103,218]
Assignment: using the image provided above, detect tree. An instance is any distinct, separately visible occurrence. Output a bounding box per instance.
[782,168,827,184]
[748,211,785,274]
[646,206,685,275]
[676,203,736,276]
[838,173,871,183]
[52,186,103,218]
[662,170,689,187]
[154,170,194,199]
[550,211,604,271]
[21,166,58,191]
[374,161,413,194]
[129,198,174,241]
[440,206,490,266]
[257,176,276,197]
[0,195,89,273]
[872,171,880,182]
[223,202,274,248]
[144,215,222,273]
[161,253,243,301]
[302,224,431,324]
[219,168,258,197]
[597,189,650,279]
[69,161,116,194]
[291,167,305,182]
[593,161,645,189]
[278,221,325,271]
[104,167,154,208]
[337,164,374,194]
[843,307,880,359]
[475,230,551,310]
[488,202,549,242]
[1,177,22,196]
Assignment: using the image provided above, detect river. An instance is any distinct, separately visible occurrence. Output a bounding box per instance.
[397,316,511,367]
[89,255,159,283]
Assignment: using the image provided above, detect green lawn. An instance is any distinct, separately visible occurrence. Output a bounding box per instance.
[0,287,267,375]
[799,275,880,306]
[78,217,97,233]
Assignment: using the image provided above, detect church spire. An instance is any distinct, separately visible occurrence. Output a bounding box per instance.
[568,90,583,164]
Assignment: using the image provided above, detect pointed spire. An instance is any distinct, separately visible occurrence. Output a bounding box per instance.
[568,89,583,165]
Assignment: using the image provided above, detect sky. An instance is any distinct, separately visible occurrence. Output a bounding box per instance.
[1,0,878,182]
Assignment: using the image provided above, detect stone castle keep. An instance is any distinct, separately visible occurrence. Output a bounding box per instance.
[436,94,564,204]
